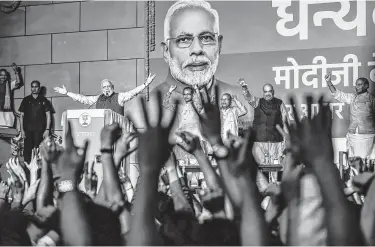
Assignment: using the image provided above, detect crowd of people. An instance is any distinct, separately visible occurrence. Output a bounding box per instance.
[0,87,373,246]
[0,0,374,245]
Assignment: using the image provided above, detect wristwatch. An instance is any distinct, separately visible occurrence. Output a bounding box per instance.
[56,180,76,194]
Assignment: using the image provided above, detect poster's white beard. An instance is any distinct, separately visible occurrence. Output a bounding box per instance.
[168,52,219,87]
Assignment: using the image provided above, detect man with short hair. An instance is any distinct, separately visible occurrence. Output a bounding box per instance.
[19,80,53,162]
[164,85,204,160]
[326,72,375,160]
[239,78,288,166]
[220,93,247,145]
[54,75,155,116]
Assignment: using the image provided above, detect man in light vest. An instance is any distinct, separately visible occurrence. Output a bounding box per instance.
[54,74,155,116]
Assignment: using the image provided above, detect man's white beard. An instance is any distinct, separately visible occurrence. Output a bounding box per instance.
[168,52,219,87]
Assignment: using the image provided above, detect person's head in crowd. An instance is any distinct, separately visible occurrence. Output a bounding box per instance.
[101,79,115,97]
[183,87,194,103]
[354,77,369,95]
[161,211,197,245]
[162,0,223,87]
[155,192,174,223]
[0,210,31,246]
[192,218,240,245]
[85,196,123,245]
[263,83,274,101]
[220,93,232,109]
[0,68,9,83]
[30,80,41,96]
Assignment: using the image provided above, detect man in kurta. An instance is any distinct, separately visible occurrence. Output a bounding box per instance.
[163,85,204,161]
[220,93,247,145]
[240,79,288,166]
[54,74,156,116]
[326,72,375,160]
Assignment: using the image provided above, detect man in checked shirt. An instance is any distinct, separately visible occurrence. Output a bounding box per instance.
[53,74,156,116]
[326,72,375,160]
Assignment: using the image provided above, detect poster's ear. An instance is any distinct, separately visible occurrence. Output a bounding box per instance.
[218,35,223,54]
[161,42,169,63]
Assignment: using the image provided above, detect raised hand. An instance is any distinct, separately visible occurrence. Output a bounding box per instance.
[194,85,222,145]
[40,136,62,164]
[22,179,40,206]
[84,162,98,198]
[0,181,10,200]
[114,131,138,162]
[11,63,19,73]
[168,85,177,93]
[7,164,25,206]
[54,121,89,183]
[100,123,122,149]
[238,78,246,87]
[176,131,202,154]
[226,131,256,179]
[145,73,156,87]
[280,165,304,202]
[286,96,334,166]
[131,90,179,173]
[26,148,41,184]
[325,72,332,83]
[8,157,27,183]
[54,85,67,95]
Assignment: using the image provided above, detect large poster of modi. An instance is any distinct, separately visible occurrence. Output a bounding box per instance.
[139,0,375,140]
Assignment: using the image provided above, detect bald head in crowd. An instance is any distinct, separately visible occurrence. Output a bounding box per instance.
[221,93,232,109]
[263,84,274,101]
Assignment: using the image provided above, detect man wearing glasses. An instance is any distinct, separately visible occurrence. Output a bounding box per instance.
[152,0,245,141]
[54,75,155,116]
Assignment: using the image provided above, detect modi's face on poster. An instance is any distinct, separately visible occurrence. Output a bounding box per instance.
[164,7,221,87]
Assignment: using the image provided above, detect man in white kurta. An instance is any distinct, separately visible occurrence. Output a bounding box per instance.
[220,93,247,146]
[163,85,204,162]
[326,73,375,160]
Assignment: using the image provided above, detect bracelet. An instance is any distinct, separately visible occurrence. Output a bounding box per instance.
[100,148,113,153]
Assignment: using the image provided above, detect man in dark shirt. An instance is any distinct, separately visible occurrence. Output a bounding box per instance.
[19,80,53,162]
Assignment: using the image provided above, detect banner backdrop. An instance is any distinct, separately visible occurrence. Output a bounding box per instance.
[139,1,375,139]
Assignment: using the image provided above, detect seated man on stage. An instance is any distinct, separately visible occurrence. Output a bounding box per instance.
[0,63,22,127]
[54,74,156,116]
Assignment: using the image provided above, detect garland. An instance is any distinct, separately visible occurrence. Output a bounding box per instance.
[0,1,20,13]
[144,1,155,101]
